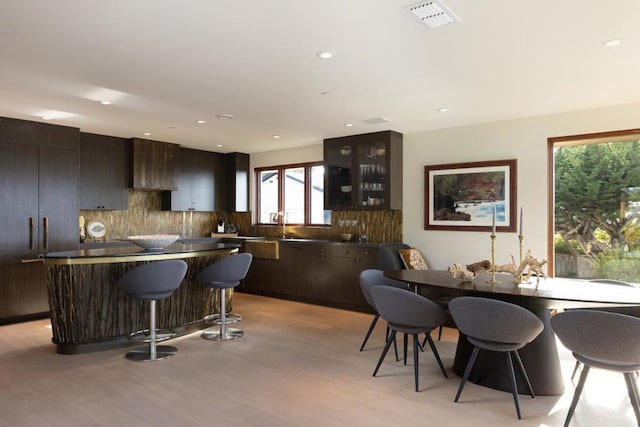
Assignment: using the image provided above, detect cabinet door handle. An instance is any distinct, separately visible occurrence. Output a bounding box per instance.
[29,217,34,250]
[21,257,45,264]
[43,217,49,250]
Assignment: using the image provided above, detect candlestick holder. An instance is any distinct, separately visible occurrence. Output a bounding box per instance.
[487,234,500,285]
[517,234,524,283]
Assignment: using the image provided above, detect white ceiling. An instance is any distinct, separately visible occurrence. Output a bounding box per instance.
[1,1,639,154]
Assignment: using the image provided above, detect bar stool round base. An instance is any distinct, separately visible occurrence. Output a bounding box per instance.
[201,327,244,341]
[125,345,177,362]
[128,329,176,343]
[204,313,242,325]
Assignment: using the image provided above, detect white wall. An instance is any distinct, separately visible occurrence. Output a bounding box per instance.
[250,102,640,270]
[404,102,640,270]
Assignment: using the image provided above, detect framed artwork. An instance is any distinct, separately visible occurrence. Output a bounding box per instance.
[424,159,517,232]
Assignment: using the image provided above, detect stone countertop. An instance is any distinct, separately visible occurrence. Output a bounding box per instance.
[79,236,402,250]
[45,241,241,264]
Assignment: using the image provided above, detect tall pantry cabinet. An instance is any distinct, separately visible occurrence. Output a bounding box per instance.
[0,117,79,323]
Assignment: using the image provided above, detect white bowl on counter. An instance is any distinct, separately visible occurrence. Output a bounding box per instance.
[127,234,180,250]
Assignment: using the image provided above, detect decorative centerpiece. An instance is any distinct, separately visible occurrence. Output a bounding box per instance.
[127,234,179,250]
[448,263,476,281]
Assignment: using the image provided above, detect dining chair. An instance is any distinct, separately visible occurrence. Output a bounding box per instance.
[377,244,450,340]
[569,279,639,380]
[551,309,640,426]
[448,296,543,419]
[358,269,409,355]
[369,285,448,392]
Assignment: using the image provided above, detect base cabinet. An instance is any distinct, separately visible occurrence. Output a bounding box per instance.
[239,242,377,312]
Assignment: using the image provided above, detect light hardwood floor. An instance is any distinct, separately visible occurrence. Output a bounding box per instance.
[0,293,636,426]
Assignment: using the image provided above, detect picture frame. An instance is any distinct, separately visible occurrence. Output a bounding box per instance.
[424,159,517,232]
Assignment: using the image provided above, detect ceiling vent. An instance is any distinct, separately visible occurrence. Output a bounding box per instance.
[407,0,460,28]
[361,116,391,125]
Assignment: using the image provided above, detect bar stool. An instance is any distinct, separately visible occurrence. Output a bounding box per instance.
[117,260,188,361]
[197,253,253,341]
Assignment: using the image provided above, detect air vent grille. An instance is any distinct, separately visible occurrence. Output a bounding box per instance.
[361,117,391,125]
[408,0,459,28]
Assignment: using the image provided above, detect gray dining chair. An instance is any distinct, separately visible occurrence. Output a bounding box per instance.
[551,309,640,426]
[569,279,640,380]
[369,285,448,392]
[377,244,450,340]
[359,269,410,352]
[449,296,543,419]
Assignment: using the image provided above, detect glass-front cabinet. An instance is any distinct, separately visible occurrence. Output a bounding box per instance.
[324,130,402,210]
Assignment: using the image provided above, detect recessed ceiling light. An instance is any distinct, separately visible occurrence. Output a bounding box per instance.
[438,107,449,112]
[99,100,111,105]
[196,120,206,124]
[143,132,151,136]
[41,116,52,120]
[272,135,280,139]
[345,123,353,127]
[217,114,234,120]
[602,39,623,47]
[316,51,334,59]
[216,144,223,148]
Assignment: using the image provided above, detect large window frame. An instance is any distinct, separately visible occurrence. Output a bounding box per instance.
[255,161,330,226]
[547,128,640,277]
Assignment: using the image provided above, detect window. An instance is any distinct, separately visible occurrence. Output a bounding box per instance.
[256,162,331,226]
[549,130,640,282]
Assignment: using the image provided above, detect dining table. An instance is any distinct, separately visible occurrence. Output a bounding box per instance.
[384,269,640,396]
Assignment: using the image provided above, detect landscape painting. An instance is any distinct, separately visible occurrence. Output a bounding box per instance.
[424,159,517,232]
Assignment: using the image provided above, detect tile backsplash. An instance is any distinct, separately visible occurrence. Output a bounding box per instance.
[81,190,402,243]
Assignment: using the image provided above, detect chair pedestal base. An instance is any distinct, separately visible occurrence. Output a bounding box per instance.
[125,345,177,362]
[201,327,244,341]
[128,329,176,343]
[203,312,242,325]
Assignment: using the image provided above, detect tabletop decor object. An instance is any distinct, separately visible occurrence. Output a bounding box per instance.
[127,234,180,250]
[448,263,476,281]
[515,250,548,287]
[487,206,500,284]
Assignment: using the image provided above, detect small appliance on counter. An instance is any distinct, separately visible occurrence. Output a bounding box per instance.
[216,219,226,233]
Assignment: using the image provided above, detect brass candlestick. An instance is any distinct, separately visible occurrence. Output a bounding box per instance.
[517,234,524,283]
[487,234,500,285]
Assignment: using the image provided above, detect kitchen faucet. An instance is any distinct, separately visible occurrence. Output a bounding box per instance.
[276,211,286,238]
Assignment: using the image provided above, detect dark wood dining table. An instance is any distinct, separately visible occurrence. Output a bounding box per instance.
[384,269,640,396]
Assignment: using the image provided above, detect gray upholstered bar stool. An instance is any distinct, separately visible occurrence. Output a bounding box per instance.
[197,253,253,341]
[117,260,188,362]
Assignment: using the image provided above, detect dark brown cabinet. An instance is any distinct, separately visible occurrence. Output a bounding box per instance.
[324,130,402,210]
[239,241,378,312]
[161,148,226,212]
[131,138,180,190]
[0,117,79,323]
[225,152,250,212]
[79,133,129,210]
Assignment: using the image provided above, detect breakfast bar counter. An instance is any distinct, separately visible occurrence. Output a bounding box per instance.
[43,242,240,354]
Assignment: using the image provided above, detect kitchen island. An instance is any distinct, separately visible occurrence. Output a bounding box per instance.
[43,242,240,354]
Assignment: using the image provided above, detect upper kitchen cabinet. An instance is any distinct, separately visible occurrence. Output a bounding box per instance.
[161,148,226,212]
[131,138,180,190]
[324,130,402,210]
[225,152,250,212]
[79,133,129,210]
